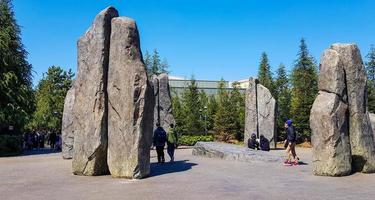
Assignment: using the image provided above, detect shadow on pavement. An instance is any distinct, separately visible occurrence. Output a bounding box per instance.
[150,159,197,177]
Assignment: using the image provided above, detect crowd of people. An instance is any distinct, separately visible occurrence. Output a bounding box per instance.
[22,120,299,165]
[23,131,62,151]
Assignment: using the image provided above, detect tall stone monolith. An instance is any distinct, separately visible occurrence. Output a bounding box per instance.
[370,113,375,140]
[257,84,277,148]
[72,7,118,176]
[152,73,175,132]
[244,77,277,148]
[62,86,75,159]
[311,48,351,176]
[311,44,375,176]
[107,17,154,179]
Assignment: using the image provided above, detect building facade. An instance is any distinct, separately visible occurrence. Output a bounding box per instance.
[169,76,247,97]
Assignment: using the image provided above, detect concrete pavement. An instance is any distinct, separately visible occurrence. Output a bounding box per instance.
[1,147,375,200]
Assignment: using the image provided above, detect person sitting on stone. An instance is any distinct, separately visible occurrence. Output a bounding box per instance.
[247,133,259,150]
[167,123,178,162]
[153,123,167,163]
[284,119,299,166]
[259,134,270,151]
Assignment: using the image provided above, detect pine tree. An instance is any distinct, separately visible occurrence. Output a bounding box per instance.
[214,79,236,141]
[145,49,169,77]
[30,66,74,131]
[151,49,161,75]
[180,76,204,135]
[171,94,185,134]
[274,63,291,139]
[290,38,318,139]
[366,45,375,113]
[206,95,218,131]
[257,52,274,95]
[144,50,152,76]
[0,0,34,133]
[199,90,209,134]
[230,82,245,140]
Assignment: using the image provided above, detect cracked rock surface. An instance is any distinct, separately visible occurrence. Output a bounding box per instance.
[370,113,375,141]
[72,7,118,176]
[62,86,75,159]
[107,17,154,178]
[244,78,277,148]
[311,43,375,176]
[193,142,282,163]
[152,73,175,132]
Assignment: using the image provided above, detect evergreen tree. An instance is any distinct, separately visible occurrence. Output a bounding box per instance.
[257,52,274,95]
[274,63,291,139]
[151,49,161,75]
[0,0,34,133]
[230,82,245,140]
[214,79,236,141]
[290,38,318,139]
[199,90,209,134]
[171,93,185,134]
[180,76,203,135]
[145,49,169,77]
[366,45,375,112]
[30,66,74,131]
[144,50,152,76]
[206,95,218,131]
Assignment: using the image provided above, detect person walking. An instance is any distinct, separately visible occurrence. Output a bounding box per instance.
[284,119,299,166]
[48,131,57,150]
[39,132,45,149]
[153,123,167,163]
[167,124,178,162]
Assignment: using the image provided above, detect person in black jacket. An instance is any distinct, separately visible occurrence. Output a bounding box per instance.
[284,120,299,166]
[247,133,259,150]
[259,135,270,151]
[153,123,167,163]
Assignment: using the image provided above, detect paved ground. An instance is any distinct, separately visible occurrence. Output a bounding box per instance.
[1,147,375,200]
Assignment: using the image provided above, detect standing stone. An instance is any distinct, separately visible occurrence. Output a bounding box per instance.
[107,17,154,179]
[331,44,375,173]
[244,77,277,148]
[72,7,118,176]
[244,77,258,147]
[257,84,277,149]
[311,92,351,176]
[152,73,175,132]
[62,86,75,159]
[311,48,352,176]
[370,113,375,140]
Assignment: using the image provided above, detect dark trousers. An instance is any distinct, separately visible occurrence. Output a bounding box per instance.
[156,146,165,163]
[167,142,175,160]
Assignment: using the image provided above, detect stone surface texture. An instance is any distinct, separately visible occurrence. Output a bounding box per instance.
[370,113,375,140]
[193,142,282,163]
[310,92,351,176]
[257,84,277,148]
[311,43,375,176]
[152,73,175,131]
[72,7,118,176]
[331,44,375,173]
[107,17,154,179]
[62,86,75,159]
[244,78,258,147]
[244,77,277,148]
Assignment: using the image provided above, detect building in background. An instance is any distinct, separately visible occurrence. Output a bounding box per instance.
[169,76,248,97]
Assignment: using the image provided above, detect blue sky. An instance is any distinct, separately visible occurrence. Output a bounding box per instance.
[12,0,375,85]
